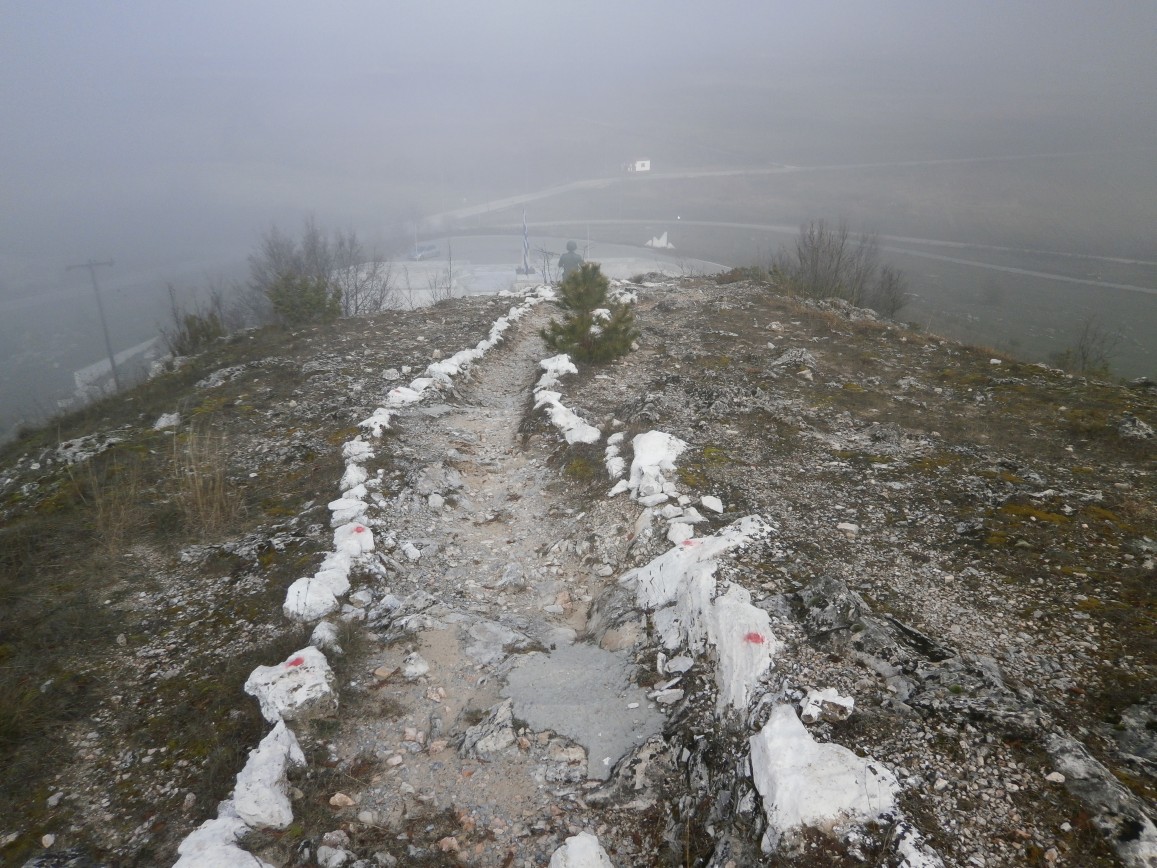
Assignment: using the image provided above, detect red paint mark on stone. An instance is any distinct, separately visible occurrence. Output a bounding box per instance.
[286,656,306,667]
[744,632,765,645]
[354,525,365,533]
[682,539,699,547]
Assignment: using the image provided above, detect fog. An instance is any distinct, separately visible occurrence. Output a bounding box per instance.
[2,2,1155,437]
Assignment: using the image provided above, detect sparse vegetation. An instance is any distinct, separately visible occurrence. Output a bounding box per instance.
[266,272,342,327]
[161,283,228,357]
[170,426,244,538]
[1050,316,1121,378]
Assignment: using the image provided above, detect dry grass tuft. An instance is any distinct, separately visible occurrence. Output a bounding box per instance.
[170,426,244,538]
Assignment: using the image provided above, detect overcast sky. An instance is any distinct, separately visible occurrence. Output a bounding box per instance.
[2,1,1155,291]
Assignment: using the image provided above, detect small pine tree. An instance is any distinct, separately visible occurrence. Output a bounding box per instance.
[541,263,638,363]
[266,273,341,327]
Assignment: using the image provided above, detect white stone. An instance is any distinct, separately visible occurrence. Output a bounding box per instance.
[316,845,353,867]
[341,438,374,463]
[549,831,614,867]
[328,496,367,527]
[750,705,898,851]
[153,412,181,430]
[428,492,445,510]
[173,808,276,868]
[706,584,779,712]
[800,687,855,724]
[401,652,430,680]
[312,566,351,597]
[333,522,374,556]
[701,495,724,514]
[233,721,305,829]
[283,578,339,622]
[666,522,694,545]
[310,621,342,653]
[836,521,859,539]
[339,463,369,491]
[1045,771,1066,783]
[628,431,687,499]
[680,506,708,524]
[244,646,338,723]
[401,541,421,562]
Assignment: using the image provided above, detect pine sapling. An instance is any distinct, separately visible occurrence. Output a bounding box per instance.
[541,263,638,363]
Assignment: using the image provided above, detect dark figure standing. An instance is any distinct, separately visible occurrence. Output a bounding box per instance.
[557,240,584,282]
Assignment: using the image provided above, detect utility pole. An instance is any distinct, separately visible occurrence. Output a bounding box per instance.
[67,259,120,392]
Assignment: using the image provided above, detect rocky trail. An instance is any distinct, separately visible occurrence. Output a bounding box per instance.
[289,302,665,866]
[4,277,1155,868]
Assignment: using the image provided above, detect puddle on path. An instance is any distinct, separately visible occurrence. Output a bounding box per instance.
[503,642,664,780]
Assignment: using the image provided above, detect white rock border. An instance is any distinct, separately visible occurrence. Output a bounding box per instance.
[174,285,557,864]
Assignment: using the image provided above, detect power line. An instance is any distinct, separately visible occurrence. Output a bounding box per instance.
[66,259,120,392]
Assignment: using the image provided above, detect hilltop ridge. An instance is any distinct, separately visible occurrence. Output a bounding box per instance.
[1,276,1154,867]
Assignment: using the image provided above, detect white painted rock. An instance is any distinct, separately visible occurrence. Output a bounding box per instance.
[328,496,367,528]
[233,721,305,829]
[283,578,339,622]
[341,438,374,463]
[629,431,687,495]
[750,705,898,851]
[244,646,337,723]
[701,495,724,514]
[339,463,368,491]
[173,809,276,868]
[549,831,614,867]
[333,522,374,556]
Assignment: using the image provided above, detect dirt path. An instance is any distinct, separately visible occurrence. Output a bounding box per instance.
[293,304,652,866]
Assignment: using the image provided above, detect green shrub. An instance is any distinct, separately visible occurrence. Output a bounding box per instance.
[266,273,341,327]
[541,263,638,364]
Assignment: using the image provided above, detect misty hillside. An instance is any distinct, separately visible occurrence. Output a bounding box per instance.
[1,277,1154,868]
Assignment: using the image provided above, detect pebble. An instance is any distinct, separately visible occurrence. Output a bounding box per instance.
[329,792,356,807]
[1045,771,1065,783]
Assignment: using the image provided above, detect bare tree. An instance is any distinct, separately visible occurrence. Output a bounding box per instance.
[1051,316,1121,377]
[245,217,401,324]
[773,219,908,318]
[332,229,395,316]
[864,264,909,319]
[426,268,454,303]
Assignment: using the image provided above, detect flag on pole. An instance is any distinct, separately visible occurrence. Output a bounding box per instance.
[521,210,531,274]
